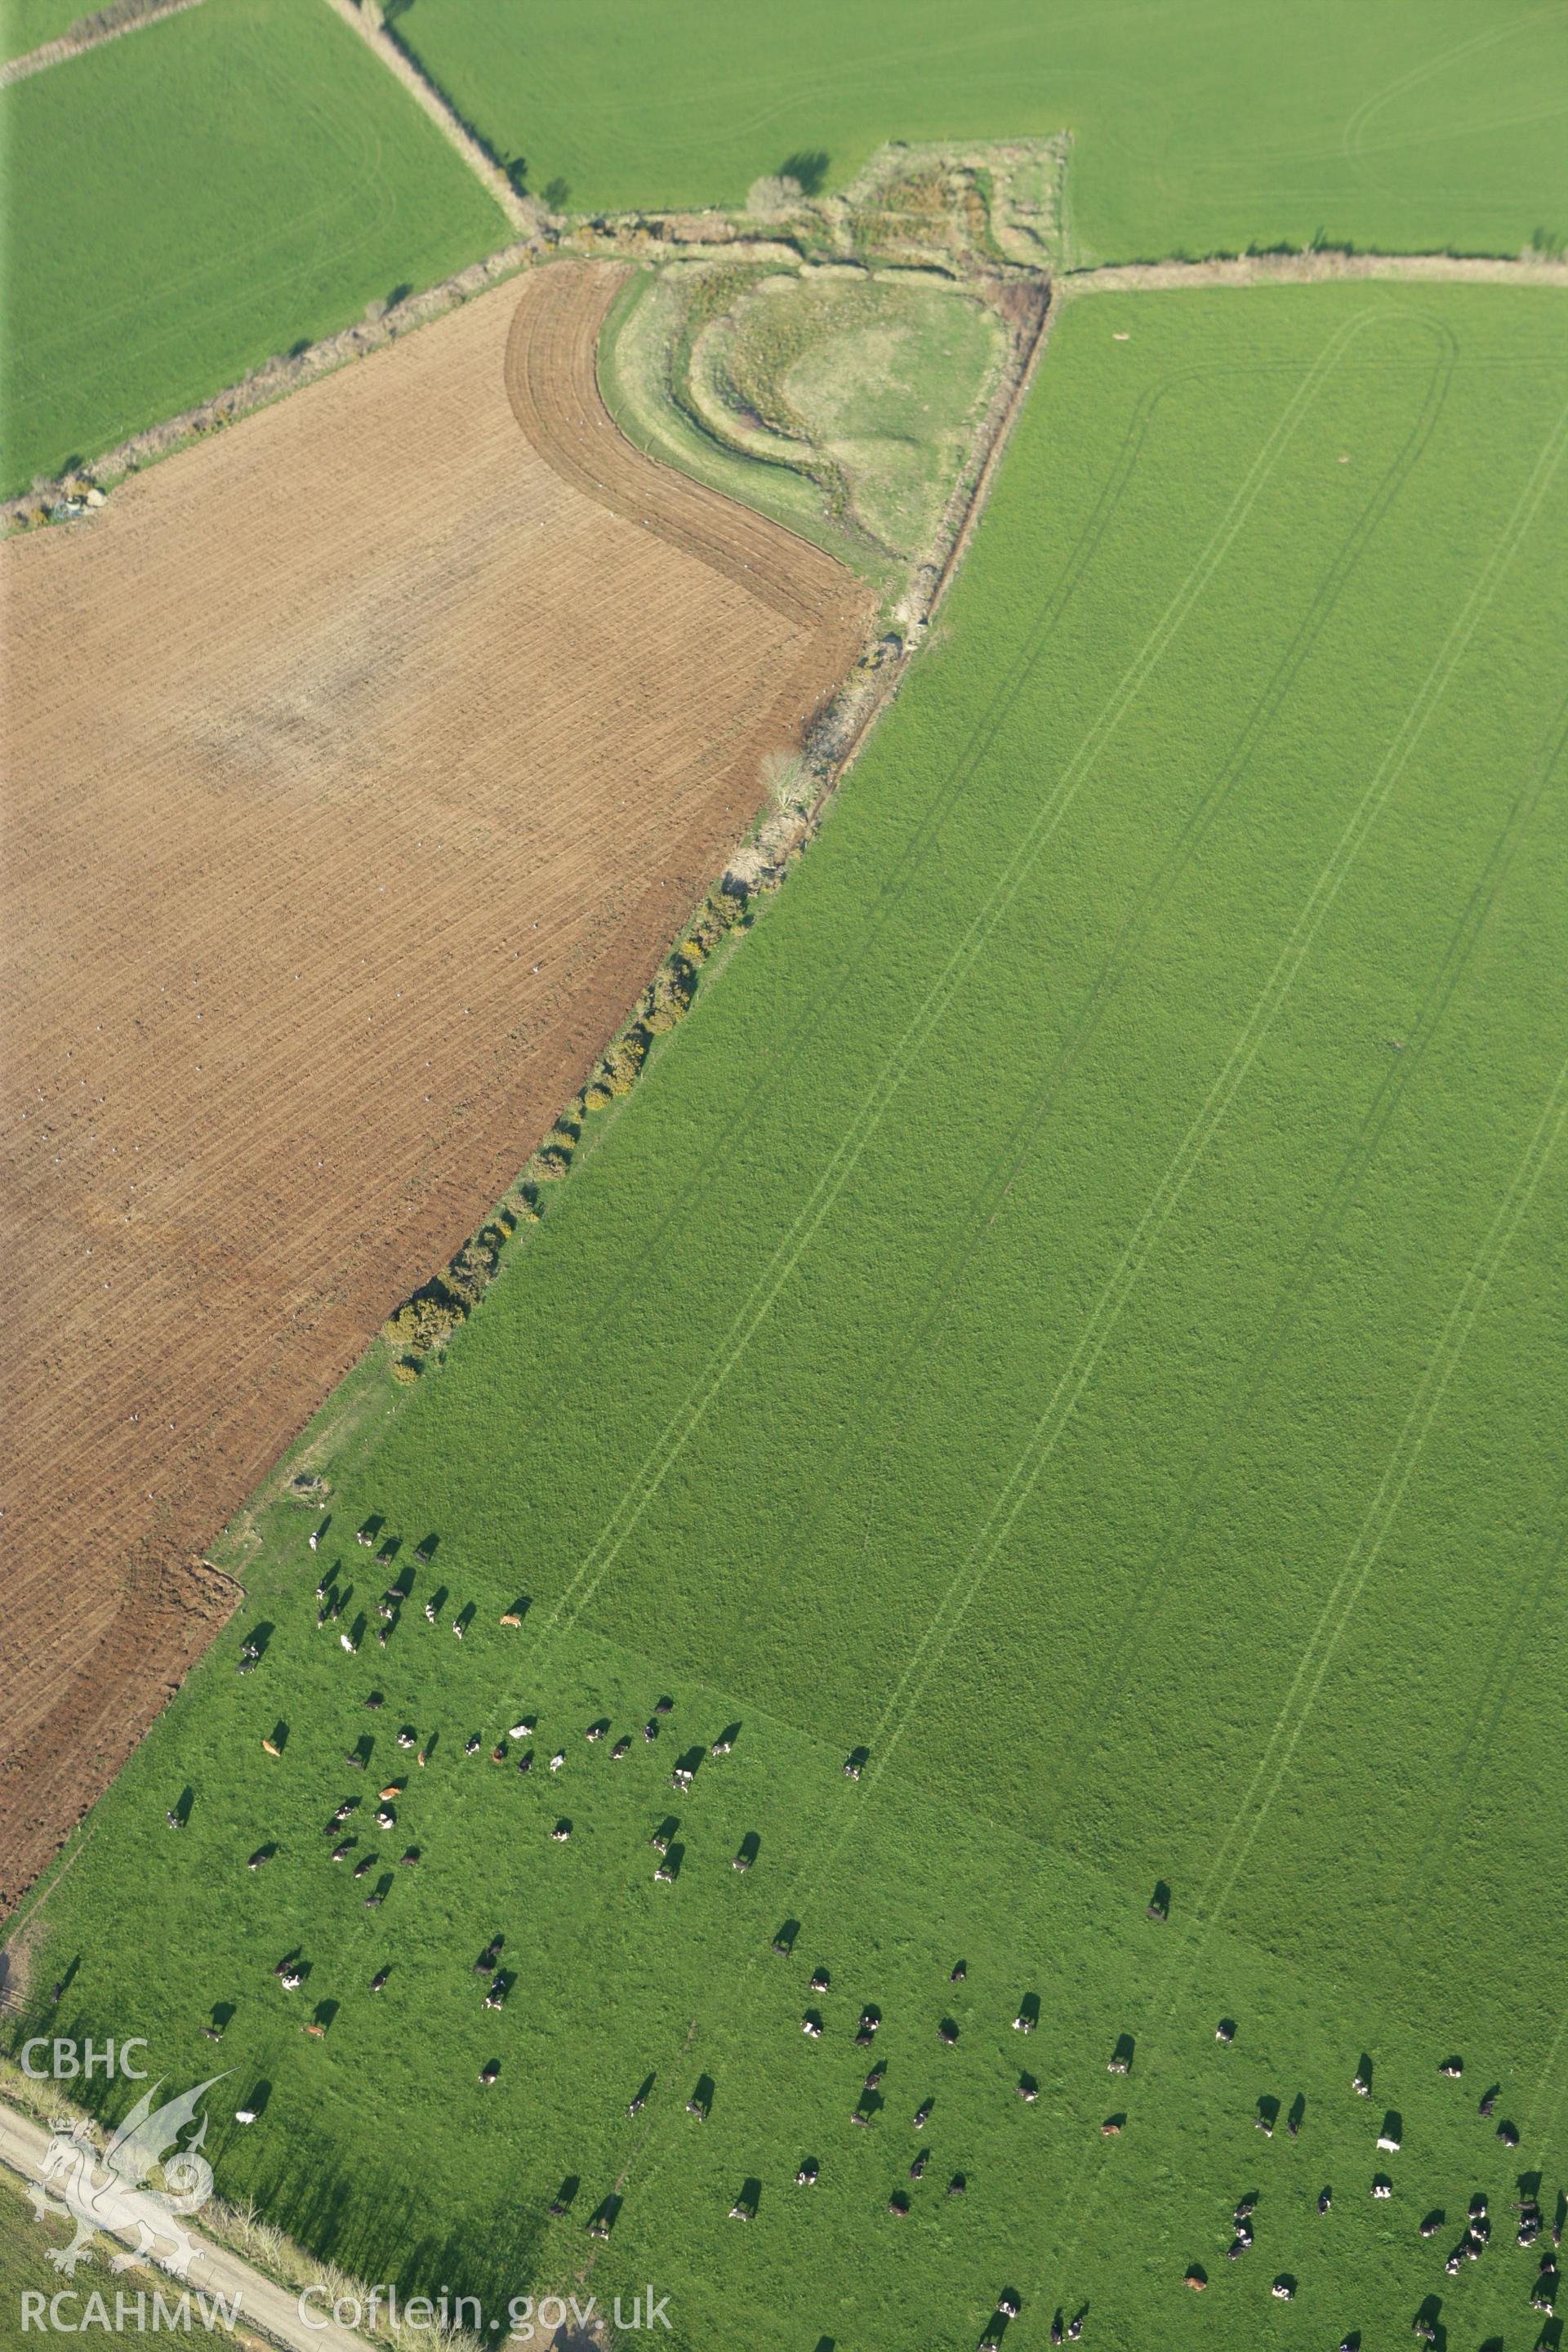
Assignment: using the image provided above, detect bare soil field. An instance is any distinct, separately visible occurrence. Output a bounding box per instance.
[0,259,870,1913]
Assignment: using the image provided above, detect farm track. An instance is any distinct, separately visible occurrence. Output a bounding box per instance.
[318,0,528,234]
[0,266,869,1916]
[0,2100,378,2352]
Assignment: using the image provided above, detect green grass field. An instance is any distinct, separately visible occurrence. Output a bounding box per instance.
[0,0,506,495]
[394,0,1568,263]
[9,279,1566,2350]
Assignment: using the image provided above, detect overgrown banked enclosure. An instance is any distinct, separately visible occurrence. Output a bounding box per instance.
[591,143,1055,612]
[0,0,506,494]
[11,283,1568,2349]
[600,262,1009,586]
[395,0,1567,259]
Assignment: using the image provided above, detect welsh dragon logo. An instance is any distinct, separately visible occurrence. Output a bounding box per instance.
[28,2076,226,2278]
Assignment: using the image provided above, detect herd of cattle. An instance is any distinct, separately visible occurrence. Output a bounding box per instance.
[180,1516,1565,2341]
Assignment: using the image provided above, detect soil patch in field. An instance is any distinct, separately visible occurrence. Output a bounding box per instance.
[0,261,869,1913]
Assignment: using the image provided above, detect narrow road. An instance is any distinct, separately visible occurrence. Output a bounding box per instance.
[0,2100,376,2352]
[318,0,533,235]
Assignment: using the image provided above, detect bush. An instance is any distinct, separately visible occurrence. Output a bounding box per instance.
[678,887,747,961]
[763,748,810,813]
[382,1283,466,1357]
[644,959,697,1033]
[446,1245,493,1303]
[390,1357,420,1385]
[746,173,804,219]
[597,1027,650,1097]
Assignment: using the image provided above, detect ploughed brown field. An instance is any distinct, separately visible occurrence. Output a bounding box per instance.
[0,259,869,1914]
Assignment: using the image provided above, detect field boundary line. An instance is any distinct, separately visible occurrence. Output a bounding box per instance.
[0,0,204,86]
[8,238,1561,531]
[316,0,528,232]
[1062,252,1568,296]
[0,231,544,530]
[921,275,1058,626]
[531,312,1383,1668]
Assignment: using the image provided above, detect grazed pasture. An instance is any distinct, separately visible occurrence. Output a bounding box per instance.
[13,283,1566,2350]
